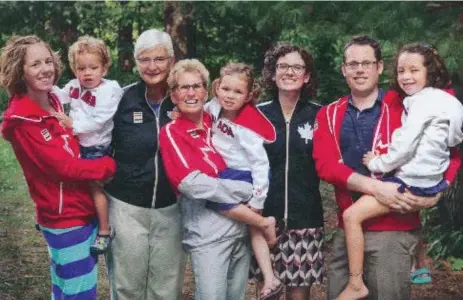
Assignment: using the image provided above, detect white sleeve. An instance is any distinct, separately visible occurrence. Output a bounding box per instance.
[52,84,71,105]
[204,98,221,120]
[368,101,434,173]
[236,127,270,209]
[72,81,123,135]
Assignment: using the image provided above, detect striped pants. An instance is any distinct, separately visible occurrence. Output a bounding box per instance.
[40,220,98,300]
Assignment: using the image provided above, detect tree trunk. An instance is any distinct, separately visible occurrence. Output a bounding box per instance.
[164,1,196,59]
[118,2,135,72]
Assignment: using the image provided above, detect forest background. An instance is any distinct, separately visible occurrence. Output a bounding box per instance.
[0,1,462,298]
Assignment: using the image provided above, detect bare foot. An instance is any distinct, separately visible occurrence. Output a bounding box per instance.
[262,216,277,246]
[337,281,369,300]
[260,276,283,299]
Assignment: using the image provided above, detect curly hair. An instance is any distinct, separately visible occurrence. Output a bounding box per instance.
[68,35,111,74]
[167,59,209,90]
[0,35,61,96]
[391,43,451,96]
[343,35,382,62]
[211,62,261,104]
[261,43,316,99]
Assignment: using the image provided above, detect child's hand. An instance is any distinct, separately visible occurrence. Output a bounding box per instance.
[52,112,73,129]
[171,110,181,120]
[363,151,377,167]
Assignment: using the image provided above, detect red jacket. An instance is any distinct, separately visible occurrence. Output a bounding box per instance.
[1,93,116,228]
[313,90,461,231]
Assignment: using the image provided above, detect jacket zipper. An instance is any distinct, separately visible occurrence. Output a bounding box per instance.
[145,94,165,208]
[284,120,290,228]
[59,181,63,214]
[282,102,297,228]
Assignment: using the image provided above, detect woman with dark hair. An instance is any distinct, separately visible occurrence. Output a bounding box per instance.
[251,43,324,300]
[0,35,116,300]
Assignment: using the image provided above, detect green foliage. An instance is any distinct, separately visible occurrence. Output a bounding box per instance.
[421,206,463,261]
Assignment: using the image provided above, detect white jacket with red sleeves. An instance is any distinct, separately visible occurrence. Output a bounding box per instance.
[205,98,276,209]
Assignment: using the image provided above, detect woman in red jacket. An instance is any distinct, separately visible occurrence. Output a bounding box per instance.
[0,35,116,300]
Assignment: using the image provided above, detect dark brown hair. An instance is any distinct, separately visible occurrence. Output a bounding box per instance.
[391,43,451,95]
[343,35,382,62]
[261,43,316,99]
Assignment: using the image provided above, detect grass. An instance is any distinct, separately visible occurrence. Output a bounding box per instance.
[0,138,110,299]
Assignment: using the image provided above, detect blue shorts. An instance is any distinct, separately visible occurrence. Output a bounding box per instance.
[206,168,253,211]
[382,176,448,197]
[80,145,112,159]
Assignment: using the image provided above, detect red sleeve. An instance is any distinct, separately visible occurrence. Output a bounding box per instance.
[313,106,354,188]
[12,124,115,181]
[159,124,193,192]
[443,147,461,184]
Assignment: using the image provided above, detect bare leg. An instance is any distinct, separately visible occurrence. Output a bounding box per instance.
[413,236,426,271]
[249,226,282,298]
[221,205,277,245]
[337,195,391,300]
[92,183,110,235]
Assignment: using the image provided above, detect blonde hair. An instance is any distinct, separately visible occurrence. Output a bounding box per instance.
[0,35,62,96]
[211,62,261,104]
[167,59,209,90]
[68,35,110,73]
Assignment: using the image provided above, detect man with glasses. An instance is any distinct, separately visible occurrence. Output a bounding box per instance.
[313,35,459,299]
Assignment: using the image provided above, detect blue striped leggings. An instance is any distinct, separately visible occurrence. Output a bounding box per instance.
[40,220,98,300]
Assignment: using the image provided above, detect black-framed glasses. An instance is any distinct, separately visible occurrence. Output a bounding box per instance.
[137,56,171,66]
[344,60,377,70]
[276,63,306,74]
[176,82,204,93]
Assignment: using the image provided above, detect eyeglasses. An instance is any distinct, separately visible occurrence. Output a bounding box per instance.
[344,60,377,70]
[176,82,204,93]
[276,63,306,75]
[137,56,171,66]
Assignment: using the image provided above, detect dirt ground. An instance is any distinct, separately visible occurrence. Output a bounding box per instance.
[1,182,462,299]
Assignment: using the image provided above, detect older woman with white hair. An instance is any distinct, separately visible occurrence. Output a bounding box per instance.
[105,29,186,300]
[159,59,253,300]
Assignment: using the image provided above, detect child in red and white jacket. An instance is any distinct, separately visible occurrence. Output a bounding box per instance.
[53,36,123,254]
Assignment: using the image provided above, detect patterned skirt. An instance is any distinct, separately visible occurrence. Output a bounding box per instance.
[250,225,324,287]
[40,220,98,300]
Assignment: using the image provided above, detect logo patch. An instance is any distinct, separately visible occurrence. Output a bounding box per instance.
[298,122,313,144]
[41,129,52,141]
[133,112,143,124]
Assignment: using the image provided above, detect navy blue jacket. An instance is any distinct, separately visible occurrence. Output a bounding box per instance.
[105,81,177,208]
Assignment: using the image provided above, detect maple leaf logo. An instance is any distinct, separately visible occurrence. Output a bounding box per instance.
[298,122,313,144]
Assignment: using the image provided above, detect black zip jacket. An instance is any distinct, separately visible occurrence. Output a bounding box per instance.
[258,98,324,230]
[105,81,177,208]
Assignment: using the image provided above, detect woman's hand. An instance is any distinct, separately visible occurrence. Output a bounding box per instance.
[52,112,73,129]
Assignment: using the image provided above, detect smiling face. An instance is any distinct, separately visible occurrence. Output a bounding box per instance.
[171,71,208,119]
[273,51,310,93]
[216,74,252,118]
[74,52,107,89]
[136,46,173,88]
[22,43,55,97]
[397,52,427,96]
[342,44,383,97]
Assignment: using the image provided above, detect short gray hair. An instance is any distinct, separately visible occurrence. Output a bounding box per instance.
[134,29,174,58]
[167,59,209,90]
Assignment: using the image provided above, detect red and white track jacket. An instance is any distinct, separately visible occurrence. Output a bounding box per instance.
[313,90,461,231]
[1,93,116,228]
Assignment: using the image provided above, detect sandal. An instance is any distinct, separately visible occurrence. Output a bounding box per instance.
[410,267,432,285]
[260,281,283,300]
